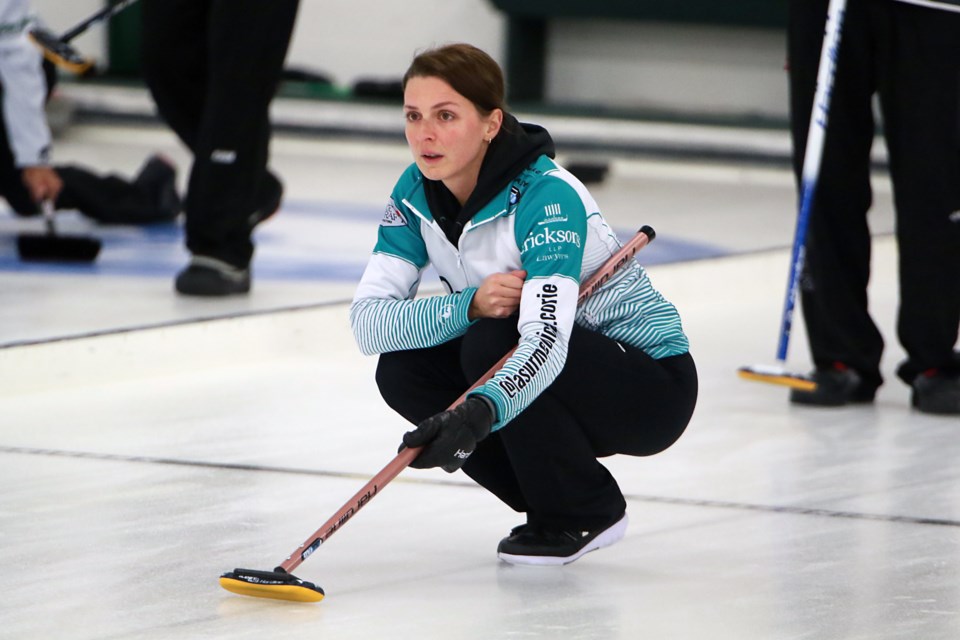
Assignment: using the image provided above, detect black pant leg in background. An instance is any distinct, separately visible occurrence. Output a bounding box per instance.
[55,165,170,224]
[876,3,960,381]
[140,0,300,269]
[788,0,885,390]
[140,0,208,151]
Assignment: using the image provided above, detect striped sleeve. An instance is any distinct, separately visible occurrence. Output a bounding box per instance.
[350,181,478,355]
[577,263,690,359]
[350,257,476,355]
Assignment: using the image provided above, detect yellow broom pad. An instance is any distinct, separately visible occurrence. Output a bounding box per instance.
[219,575,325,603]
[738,366,816,392]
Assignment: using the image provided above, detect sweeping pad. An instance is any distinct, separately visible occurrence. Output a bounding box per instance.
[219,569,325,603]
[738,365,816,392]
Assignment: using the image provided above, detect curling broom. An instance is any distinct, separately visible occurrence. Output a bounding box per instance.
[17,200,101,263]
[219,225,657,603]
[738,0,847,393]
[28,0,140,75]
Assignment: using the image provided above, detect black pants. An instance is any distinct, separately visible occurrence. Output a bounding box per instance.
[140,0,299,269]
[376,318,698,531]
[0,62,167,224]
[788,0,960,386]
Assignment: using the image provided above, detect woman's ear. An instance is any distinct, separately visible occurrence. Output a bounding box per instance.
[486,108,504,141]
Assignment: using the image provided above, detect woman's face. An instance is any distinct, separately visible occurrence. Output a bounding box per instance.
[403,75,502,204]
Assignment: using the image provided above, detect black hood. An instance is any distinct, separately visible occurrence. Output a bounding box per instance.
[424,113,555,245]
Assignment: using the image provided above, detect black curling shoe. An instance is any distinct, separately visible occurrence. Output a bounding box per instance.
[912,370,960,415]
[497,513,628,566]
[789,365,876,407]
[175,256,250,296]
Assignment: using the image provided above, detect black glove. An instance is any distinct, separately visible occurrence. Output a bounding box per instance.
[402,396,495,473]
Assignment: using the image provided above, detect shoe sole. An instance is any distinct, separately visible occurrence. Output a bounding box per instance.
[174,260,251,296]
[175,284,250,297]
[913,395,960,415]
[497,513,629,567]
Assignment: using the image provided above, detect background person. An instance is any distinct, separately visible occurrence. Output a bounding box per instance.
[786,0,960,415]
[140,0,301,296]
[0,0,179,227]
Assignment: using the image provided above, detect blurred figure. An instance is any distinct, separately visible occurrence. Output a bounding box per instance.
[787,0,960,415]
[140,0,300,296]
[0,0,180,227]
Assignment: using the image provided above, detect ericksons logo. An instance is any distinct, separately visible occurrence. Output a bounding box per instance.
[497,284,561,398]
[539,202,568,225]
[521,226,581,254]
[381,199,407,227]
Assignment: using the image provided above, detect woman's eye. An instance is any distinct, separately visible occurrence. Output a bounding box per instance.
[405,112,420,122]
[439,111,455,121]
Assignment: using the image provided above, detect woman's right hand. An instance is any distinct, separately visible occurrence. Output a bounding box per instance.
[468,269,526,320]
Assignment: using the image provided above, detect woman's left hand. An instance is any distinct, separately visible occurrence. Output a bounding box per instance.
[402,397,495,473]
[468,270,526,320]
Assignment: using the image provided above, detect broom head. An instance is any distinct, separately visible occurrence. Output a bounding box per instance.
[219,568,325,603]
[737,364,816,391]
[17,233,102,262]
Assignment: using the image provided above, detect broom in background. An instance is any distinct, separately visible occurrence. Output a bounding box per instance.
[17,200,101,263]
[738,0,848,393]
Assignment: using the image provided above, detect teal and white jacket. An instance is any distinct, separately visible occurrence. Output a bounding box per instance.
[350,155,689,432]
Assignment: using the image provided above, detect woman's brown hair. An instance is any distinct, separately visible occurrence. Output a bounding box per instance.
[402,43,505,115]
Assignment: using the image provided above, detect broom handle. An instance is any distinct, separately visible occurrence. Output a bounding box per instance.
[41,200,56,235]
[61,0,140,42]
[278,225,656,573]
[776,0,847,363]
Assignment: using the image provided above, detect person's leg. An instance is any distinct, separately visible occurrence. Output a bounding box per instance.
[179,0,299,270]
[140,0,209,151]
[787,0,885,399]
[54,156,180,225]
[375,338,467,425]
[374,317,696,562]
[460,319,697,531]
[459,318,695,564]
[375,337,532,514]
[877,3,960,413]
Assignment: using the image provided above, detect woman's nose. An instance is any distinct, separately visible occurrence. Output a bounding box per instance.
[418,120,437,141]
